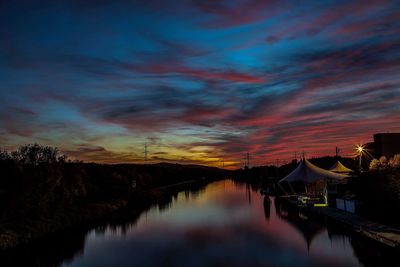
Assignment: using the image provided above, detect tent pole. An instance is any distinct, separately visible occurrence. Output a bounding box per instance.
[314,183,317,201]
[289,182,296,195]
[277,182,288,196]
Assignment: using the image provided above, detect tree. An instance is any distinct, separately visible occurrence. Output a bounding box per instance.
[11,144,67,165]
[0,150,11,161]
[379,156,388,168]
[369,158,380,171]
[370,154,400,171]
[389,154,400,169]
[368,157,388,171]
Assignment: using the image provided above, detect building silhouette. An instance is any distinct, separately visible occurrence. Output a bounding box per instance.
[373,133,400,159]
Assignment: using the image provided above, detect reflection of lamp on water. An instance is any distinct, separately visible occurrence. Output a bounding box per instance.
[356,145,364,171]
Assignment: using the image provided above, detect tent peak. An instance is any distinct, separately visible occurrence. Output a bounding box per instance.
[279,158,347,183]
[329,160,352,173]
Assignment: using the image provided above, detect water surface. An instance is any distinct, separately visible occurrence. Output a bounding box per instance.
[63,180,379,267]
[2,180,394,267]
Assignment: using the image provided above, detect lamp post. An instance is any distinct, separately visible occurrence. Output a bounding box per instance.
[357,145,363,171]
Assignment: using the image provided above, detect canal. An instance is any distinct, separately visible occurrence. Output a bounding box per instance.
[1,180,395,267]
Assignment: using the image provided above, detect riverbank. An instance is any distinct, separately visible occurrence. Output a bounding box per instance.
[0,149,230,250]
[306,206,400,249]
[0,178,214,250]
[274,196,400,250]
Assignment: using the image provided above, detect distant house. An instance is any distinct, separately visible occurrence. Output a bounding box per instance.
[373,133,400,159]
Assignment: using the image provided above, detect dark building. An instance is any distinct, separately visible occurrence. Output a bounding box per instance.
[373,133,400,159]
[363,142,375,156]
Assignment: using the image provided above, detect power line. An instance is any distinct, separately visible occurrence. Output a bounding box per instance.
[144,143,148,162]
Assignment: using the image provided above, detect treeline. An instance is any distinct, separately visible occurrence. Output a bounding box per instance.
[0,144,230,222]
[0,144,68,165]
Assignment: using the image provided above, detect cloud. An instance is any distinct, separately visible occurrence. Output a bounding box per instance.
[1,0,400,167]
[64,144,141,163]
[263,1,399,45]
[192,0,288,28]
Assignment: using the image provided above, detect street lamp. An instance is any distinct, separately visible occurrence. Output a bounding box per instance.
[356,145,363,171]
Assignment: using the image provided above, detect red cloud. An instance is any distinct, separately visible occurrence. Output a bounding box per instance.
[143,63,267,84]
[193,0,289,28]
[265,0,390,42]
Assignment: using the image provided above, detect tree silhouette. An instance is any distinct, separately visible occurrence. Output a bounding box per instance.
[9,143,67,165]
[0,150,11,161]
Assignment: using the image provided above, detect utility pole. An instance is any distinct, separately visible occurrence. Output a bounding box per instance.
[335,147,340,157]
[246,152,250,168]
[144,143,148,162]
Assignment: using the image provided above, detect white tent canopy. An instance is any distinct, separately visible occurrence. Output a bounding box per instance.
[329,160,352,173]
[279,159,347,184]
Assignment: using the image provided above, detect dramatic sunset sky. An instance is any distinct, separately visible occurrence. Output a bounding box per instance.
[1,0,400,168]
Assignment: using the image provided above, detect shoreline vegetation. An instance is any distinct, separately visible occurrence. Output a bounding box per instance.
[0,144,230,250]
[0,179,215,251]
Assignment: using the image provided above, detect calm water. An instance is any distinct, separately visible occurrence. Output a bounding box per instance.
[2,180,394,267]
